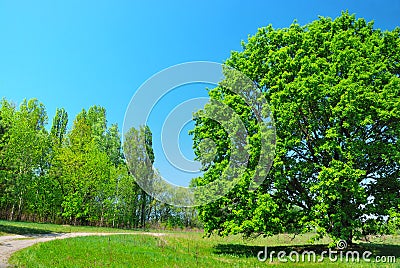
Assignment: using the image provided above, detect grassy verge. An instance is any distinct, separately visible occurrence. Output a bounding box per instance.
[0,220,157,235]
[8,229,400,267]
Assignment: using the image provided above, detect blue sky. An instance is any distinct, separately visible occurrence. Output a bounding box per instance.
[1,0,399,186]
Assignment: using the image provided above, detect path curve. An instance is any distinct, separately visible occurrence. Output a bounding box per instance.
[0,232,165,267]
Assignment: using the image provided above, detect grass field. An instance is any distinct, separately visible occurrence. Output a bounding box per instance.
[0,220,146,236]
[1,220,399,267]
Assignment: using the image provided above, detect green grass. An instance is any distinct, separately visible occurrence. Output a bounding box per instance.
[0,220,151,235]
[2,220,399,267]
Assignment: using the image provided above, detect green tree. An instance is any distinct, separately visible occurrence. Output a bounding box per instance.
[0,99,49,220]
[192,12,400,244]
[0,99,16,218]
[50,108,68,146]
[104,124,124,167]
[46,108,69,221]
[86,105,107,147]
[123,125,155,228]
[56,107,121,225]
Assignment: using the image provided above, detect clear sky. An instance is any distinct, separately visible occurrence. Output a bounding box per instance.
[1,0,399,186]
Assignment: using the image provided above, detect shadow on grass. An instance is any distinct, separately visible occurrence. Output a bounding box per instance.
[214,243,400,259]
[0,224,52,235]
[214,244,330,258]
[359,243,400,259]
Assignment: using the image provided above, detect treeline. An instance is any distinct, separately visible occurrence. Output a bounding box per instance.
[0,98,200,229]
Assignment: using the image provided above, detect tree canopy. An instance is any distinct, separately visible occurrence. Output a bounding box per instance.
[192,12,400,244]
[0,99,200,229]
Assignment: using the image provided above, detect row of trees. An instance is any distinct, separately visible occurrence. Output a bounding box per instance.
[0,98,200,229]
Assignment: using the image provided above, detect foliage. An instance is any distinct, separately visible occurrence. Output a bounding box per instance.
[0,99,199,229]
[192,12,400,244]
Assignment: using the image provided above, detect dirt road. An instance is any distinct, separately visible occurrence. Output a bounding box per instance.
[0,232,165,267]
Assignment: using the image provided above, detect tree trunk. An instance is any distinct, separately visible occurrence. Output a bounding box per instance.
[347,230,353,246]
[17,195,23,221]
[10,203,15,221]
[141,189,146,229]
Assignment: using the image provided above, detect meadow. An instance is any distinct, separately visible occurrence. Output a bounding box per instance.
[1,220,398,267]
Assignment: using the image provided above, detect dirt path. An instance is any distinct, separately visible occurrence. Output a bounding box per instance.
[0,232,165,267]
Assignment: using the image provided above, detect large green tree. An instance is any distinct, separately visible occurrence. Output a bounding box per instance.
[192,12,400,244]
